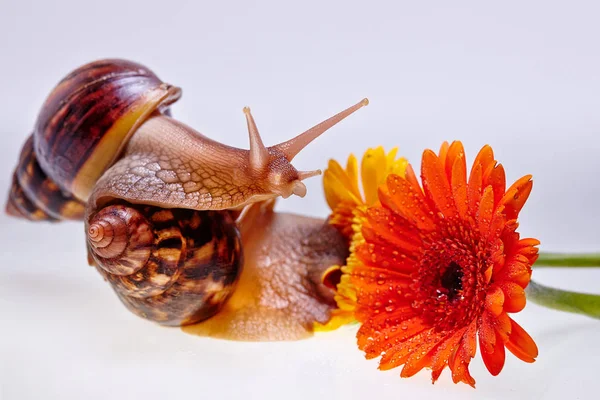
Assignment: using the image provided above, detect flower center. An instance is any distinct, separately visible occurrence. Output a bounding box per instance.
[440,261,464,302]
[411,226,490,332]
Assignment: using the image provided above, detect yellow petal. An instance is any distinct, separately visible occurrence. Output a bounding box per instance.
[389,157,409,178]
[323,167,362,210]
[386,147,399,166]
[345,154,362,201]
[361,146,387,205]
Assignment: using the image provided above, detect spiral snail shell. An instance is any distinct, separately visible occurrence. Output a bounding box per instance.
[87,203,241,326]
[6,58,364,337]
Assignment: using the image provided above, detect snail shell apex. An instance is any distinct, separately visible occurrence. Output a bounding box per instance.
[33,59,181,201]
[88,205,154,276]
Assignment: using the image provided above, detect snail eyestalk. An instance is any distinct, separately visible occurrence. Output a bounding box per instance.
[243,106,270,171]
[273,98,369,161]
[297,169,322,181]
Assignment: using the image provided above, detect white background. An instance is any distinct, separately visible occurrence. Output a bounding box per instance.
[1,1,599,399]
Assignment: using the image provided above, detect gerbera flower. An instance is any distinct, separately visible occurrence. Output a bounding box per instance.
[315,147,408,331]
[323,141,539,387]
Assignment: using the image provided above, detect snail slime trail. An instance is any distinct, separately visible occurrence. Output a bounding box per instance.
[6,58,366,340]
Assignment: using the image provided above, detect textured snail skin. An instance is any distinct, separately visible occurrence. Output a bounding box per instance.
[87,115,296,213]
[86,96,368,214]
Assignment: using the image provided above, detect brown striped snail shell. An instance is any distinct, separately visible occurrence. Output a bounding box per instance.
[87,203,241,326]
[5,58,366,330]
[7,59,180,220]
[7,135,85,221]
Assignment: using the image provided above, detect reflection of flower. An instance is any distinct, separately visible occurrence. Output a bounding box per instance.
[322,142,539,387]
[315,147,408,331]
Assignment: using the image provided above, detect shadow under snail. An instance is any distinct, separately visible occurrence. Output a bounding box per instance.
[6,59,368,340]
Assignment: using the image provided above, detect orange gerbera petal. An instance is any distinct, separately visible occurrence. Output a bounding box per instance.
[421,150,459,219]
[359,315,425,358]
[450,320,477,387]
[517,238,541,265]
[495,257,531,288]
[438,141,450,170]
[400,331,447,378]
[379,328,436,370]
[493,312,512,343]
[355,242,418,275]
[451,153,468,219]
[485,286,505,316]
[472,145,496,177]
[467,163,483,217]
[480,330,506,376]
[379,174,435,231]
[505,318,539,362]
[322,142,540,386]
[445,141,466,181]
[430,326,468,382]
[362,207,422,255]
[500,175,533,220]
[478,186,495,238]
[478,311,498,354]
[404,163,422,193]
[483,163,506,207]
[500,282,527,313]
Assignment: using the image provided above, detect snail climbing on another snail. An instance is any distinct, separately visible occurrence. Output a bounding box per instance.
[6,59,367,340]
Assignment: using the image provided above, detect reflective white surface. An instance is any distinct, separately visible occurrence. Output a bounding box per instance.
[1,1,599,399]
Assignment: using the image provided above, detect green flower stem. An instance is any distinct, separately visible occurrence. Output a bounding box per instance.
[526,280,600,319]
[535,253,600,268]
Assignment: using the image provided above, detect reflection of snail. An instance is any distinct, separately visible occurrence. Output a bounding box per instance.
[6,59,365,337]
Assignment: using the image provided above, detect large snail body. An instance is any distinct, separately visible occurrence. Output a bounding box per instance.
[6,59,364,335]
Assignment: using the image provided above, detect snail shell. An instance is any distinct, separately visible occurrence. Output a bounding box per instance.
[7,59,181,221]
[34,59,181,201]
[6,136,85,221]
[87,202,242,326]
